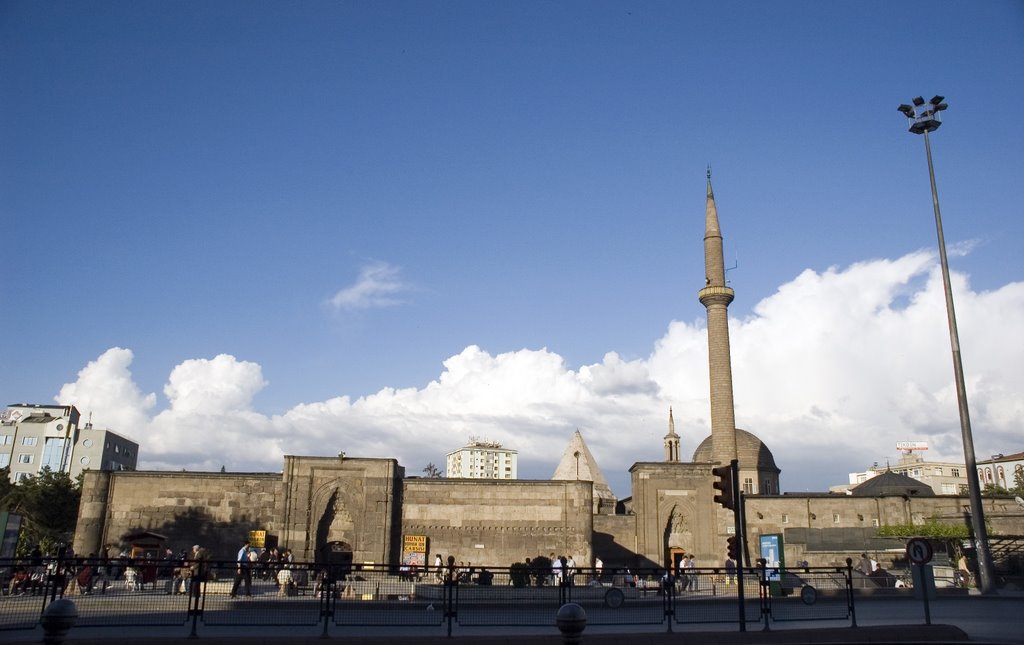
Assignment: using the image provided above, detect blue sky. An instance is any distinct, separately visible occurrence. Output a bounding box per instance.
[2,1,1023,496]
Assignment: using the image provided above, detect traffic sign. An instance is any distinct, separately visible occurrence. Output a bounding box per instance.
[906,538,934,565]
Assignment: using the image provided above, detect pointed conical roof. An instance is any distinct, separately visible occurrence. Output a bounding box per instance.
[665,407,679,438]
[552,430,616,511]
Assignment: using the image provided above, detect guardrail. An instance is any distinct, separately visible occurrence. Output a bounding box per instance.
[0,556,863,637]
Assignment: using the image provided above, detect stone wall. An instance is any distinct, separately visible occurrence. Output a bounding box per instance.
[629,462,723,569]
[592,514,637,569]
[278,455,403,564]
[744,494,1024,568]
[75,470,283,560]
[400,479,593,568]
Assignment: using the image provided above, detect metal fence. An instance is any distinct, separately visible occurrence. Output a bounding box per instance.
[0,556,860,637]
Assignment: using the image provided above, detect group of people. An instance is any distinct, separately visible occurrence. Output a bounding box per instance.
[228,540,307,598]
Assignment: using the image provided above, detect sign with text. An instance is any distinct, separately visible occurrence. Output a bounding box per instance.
[248,530,266,548]
[402,534,427,567]
[896,441,928,451]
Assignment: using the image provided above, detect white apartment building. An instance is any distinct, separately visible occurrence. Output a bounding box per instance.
[445,439,517,480]
[0,404,138,483]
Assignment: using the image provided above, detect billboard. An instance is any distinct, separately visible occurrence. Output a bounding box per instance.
[896,441,928,451]
[759,533,785,581]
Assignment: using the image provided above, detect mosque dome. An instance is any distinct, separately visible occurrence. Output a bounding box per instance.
[850,469,935,497]
[692,428,780,473]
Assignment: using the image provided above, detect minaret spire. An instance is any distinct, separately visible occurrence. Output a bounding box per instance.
[698,172,739,465]
[664,407,680,462]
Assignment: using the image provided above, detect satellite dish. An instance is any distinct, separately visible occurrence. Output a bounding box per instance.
[1015,496,1024,510]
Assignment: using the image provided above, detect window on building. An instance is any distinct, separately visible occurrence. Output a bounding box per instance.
[832,513,840,523]
[18,454,33,464]
[951,468,961,477]
[14,471,30,482]
[941,483,957,494]
[762,480,773,495]
[0,435,10,445]
[934,468,942,476]
[41,437,66,471]
[22,437,37,446]
[872,518,879,527]
[781,514,789,524]
[742,477,754,494]
[0,454,9,468]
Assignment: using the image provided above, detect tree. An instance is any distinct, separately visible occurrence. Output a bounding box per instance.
[422,463,443,478]
[2,467,81,555]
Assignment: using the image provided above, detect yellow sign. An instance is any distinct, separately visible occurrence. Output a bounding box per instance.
[248,530,267,548]
[403,534,427,553]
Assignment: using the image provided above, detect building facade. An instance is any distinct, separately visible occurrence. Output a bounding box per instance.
[445,440,517,480]
[835,451,970,496]
[977,451,1024,491]
[0,404,138,483]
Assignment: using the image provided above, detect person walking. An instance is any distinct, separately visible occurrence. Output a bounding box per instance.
[230,540,253,597]
[187,545,209,597]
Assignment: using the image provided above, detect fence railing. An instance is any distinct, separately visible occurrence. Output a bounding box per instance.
[0,555,861,637]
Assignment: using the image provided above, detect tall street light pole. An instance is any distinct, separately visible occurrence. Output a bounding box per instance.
[897,96,995,594]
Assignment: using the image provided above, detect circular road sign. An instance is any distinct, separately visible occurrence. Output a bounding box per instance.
[906,538,934,565]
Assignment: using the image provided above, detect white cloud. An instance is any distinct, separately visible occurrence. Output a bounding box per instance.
[163,355,266,413]
[55,348,155,438]
[327,261,411,310]
[56,250,1024,496]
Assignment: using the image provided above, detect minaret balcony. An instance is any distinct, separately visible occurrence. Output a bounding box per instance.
[698,285,735,306]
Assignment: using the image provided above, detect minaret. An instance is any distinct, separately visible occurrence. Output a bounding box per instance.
[698,169,739,465]
[664,407,680,462]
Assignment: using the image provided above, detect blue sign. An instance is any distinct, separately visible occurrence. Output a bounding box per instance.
[759,533,784,581]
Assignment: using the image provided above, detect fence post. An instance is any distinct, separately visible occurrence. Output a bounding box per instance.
[664,570,674,633]
[757,558,770,632]
[846,557,857,628]
[187,566,200,638]
[319,572,333,638]
[444,556,457,638]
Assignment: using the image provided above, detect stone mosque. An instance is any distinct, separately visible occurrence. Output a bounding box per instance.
[74,176,1022,570]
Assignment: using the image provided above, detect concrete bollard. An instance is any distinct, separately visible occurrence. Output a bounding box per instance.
[556,602,587,644]
[41,598,78,645]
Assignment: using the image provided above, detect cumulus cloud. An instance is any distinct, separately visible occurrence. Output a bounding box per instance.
[55,348,155,435]
[56,250,1024,496]
[327,261,411,310]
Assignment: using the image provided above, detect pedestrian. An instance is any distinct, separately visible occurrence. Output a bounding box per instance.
[724,556,736,585]
[188,545,209,596]
[679,555,691,590]
[229,540,253,598]
[856,552,873,576]
[957,554,972,588]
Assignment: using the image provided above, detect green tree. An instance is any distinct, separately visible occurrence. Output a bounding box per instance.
[2,467,81,555]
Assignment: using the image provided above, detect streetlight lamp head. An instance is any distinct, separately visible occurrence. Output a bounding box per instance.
[902,94,945,134]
